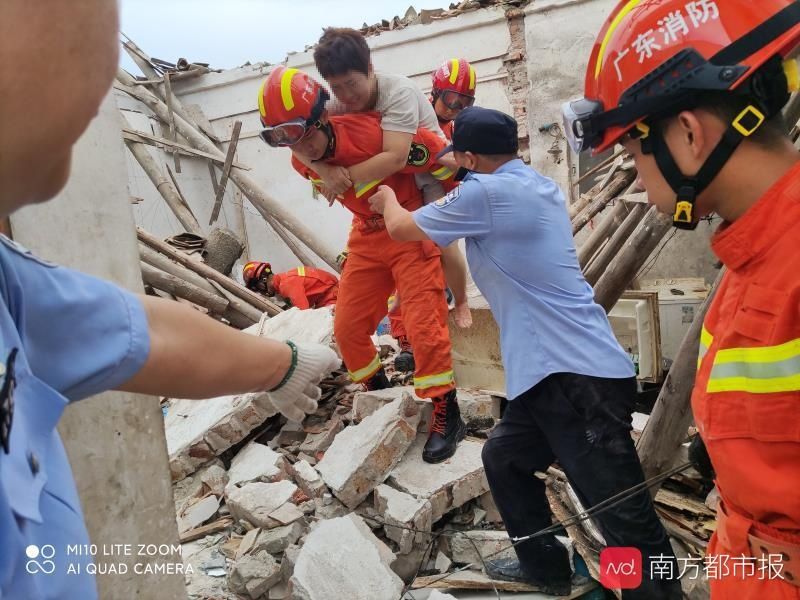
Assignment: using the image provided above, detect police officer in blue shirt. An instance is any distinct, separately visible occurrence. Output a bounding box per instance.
[0,2,340,598]
[370,106,681,599]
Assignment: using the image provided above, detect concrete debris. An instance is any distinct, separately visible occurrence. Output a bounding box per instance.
[457,390,501,425]
[435,551,452,573]
[252,521,305,556]
[183,540,240,600]
[298,415,344,455]
[227,550,281,599]
[235,527,261,559]
[247,306,334,347]
[317,396,420,509]
[290,459,328,499]
[268,501,305,526]
[226,480,298,529]
[477,491,504,524]
[313,495,350,520]
[226,441,286,491]
[472,507,487,526]
[166,392,278,481]
[178,494,220,534]
[390,544,432,581]
[352,386,432,432]
[389,435,489,520]
[271,420,306,448]
[428,591,459,600]
[374,484,432,554]
[268,581,289,599]
[173,459,226,513]
[290,514,404,600]
[449,530,515,567]
[280,543,302,582]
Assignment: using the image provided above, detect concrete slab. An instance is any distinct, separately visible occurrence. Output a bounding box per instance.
[291,514,404,600]
[374,484,433,554]
[226,441,285,491]
[448,530,515,567]
[226,481,298,529]
[388,436,489,521]
[317,396,421,509]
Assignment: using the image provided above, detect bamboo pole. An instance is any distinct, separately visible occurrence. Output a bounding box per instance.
[163,73,181,173]
[572,170,635,236]
[141,263,228,313]
[636,271,723,489]
[124,137,202,235]
[138,228,282,316]
[117,70,339,270]
[568,179,605,220]
[593,206,672,312]
[577,200,630,269]
[121,39,221,142]
[584,203,648,285]
[209,120,242,225]
[122,129,250,169]
[573,147,626,187]
[139,244,264,325]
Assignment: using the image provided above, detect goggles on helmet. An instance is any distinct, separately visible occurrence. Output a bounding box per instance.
[439,89,476,111]
[259,119,322,147]
[561,98,604,154]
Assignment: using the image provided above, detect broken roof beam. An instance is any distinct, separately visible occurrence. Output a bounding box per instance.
[121,129,250,170]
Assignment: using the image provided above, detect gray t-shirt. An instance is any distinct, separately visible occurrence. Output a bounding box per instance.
[328,72,445,139]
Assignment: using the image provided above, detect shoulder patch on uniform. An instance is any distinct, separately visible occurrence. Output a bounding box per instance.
[434,186,461,208]
[407,142,430,167]
[0,235,57,268]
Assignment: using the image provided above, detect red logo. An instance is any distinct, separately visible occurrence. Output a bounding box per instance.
[600,547,642,589]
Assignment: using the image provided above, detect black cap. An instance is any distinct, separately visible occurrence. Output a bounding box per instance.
[436,106,519,159]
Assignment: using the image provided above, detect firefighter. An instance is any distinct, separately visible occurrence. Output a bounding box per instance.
[431,58,478,141]
[243,261,339,309]
[568,1,800,597]
[257,66,467,463]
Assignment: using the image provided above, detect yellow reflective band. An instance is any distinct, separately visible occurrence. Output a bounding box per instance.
[297,266,306,277]
[707,374,800,394]
[431,166,454,180]
[309,177,323,185]
[354,179,382,198]
[698,326,713,368]
[257,79,267,119]
[468,65,476,90]
[449,59,460,84]
[594,0,641,79]
[714,338,800,365]
[280,67,299,111]
[414,370,455,390]
[348,354,382,382]
[784,59,800,93]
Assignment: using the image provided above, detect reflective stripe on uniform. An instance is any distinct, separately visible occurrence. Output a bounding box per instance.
[348,354,382,382]
[297,266,306,277]
[698,325,714,367]
[707,337,800,393]
[414,370,455,390]
[354,179,382,198]
[431,166,454,180]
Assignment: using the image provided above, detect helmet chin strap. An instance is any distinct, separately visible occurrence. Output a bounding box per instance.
[641,103,767,230]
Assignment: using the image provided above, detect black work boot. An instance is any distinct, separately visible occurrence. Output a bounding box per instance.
[422,389,466,463]
[485,534,572,596]
[363,367,390,391]
[393,336,415,372]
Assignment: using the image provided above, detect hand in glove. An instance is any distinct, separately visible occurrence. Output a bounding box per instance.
[267,341,341,422]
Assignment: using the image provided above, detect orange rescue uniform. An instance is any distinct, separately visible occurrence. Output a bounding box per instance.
[692,161,800,599]
[292,113,456,398]
[272,267,339,309]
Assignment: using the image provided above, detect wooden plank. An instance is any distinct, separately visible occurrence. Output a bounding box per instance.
[165,164,192,213]
[207,160,220,197]
[209,120,242,226]
[121,129,250,170]
[179,517,233,544]
[163,73,181,173]
[411,570,597,597]
[138,227,281,316]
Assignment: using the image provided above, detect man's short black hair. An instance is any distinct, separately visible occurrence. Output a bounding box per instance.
[314,28,371,79]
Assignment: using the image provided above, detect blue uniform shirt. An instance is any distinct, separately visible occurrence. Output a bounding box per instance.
[0,235,150,599]
[413,159,634,399]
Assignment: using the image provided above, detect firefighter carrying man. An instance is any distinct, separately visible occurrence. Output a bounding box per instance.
[257,66,467,463]
[569,0,800,597]
[243,261,338,309]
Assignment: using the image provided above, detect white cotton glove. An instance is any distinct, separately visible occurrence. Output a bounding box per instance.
[266,341,342,422]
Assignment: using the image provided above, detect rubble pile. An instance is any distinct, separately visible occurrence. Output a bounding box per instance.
[168,308,516,600]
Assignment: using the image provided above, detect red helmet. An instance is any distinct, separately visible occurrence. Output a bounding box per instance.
[565,0,800,229]
[566,0,800,154]
[431,59,477,112]
[243,261,271,290]
[257,67,330,146]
